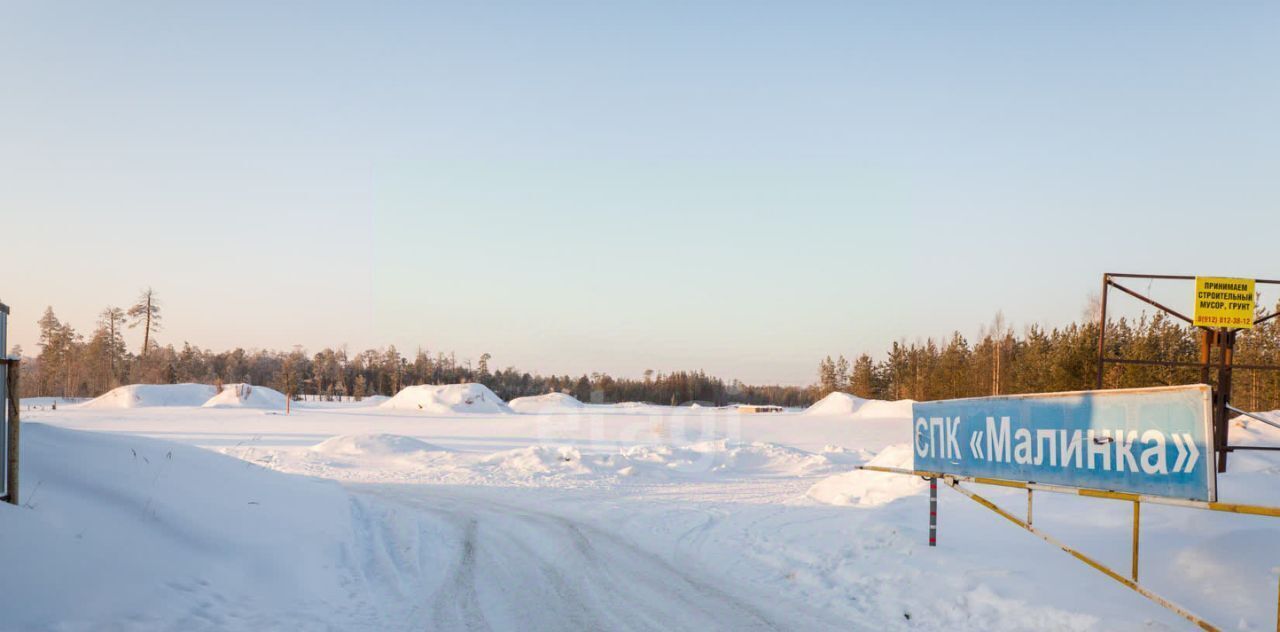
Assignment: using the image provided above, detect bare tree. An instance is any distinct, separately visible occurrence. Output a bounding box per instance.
[127,288,162,357]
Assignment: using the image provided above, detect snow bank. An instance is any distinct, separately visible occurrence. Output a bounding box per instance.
[509,392,586,413]
[311,433,448,457]
[81,383,218,409]
[201,383,287,409]
[806,443,925,507]
[380,383,512,414]
[0,424,427,629]
[803,392,913,419]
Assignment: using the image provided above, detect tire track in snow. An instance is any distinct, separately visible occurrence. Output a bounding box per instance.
[354,485,851,632]
[430,519,490,631]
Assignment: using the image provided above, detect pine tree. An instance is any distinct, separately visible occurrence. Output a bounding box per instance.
[835,355,850,392]
[817,356,838,395]
[98,306,127,384]
[850,354,876,398]
[127,288,162,357]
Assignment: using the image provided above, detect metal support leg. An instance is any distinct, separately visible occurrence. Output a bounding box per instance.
[944,478,1215,630]
[929,477,937,547]
[1027,488,1034,526]
[1132,500,1140,581]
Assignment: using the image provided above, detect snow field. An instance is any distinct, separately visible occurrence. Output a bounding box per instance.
[9,388,1280,631]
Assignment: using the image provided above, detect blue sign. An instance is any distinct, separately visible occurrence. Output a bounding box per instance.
[912,385,1216,501]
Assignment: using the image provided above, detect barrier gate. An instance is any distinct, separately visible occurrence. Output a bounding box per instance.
[870,384,1280,631]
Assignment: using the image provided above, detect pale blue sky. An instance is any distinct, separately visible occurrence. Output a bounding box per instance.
[2,2,1277,385]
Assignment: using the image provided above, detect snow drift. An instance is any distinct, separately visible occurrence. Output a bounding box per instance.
[475,440,842,484]
[509,392,586,413]
[202,383,287,409]
[81,383,218,409]
[806,443,925,507]
[311,433,448,457]
[379,383,512,414]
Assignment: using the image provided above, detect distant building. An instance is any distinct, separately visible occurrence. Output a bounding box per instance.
[738,405,784,414]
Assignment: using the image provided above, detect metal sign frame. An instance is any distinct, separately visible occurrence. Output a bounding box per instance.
[1095,273,1280,472]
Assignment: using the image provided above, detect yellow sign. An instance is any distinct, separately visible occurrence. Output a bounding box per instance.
[1193,277,1255,329]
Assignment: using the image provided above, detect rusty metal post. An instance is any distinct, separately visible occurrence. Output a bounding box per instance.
[929,477,937,547]
[1096,275,1110,389]
[4,360,18,506]
[1216,331,1236,473]
[1200,329,1213,387]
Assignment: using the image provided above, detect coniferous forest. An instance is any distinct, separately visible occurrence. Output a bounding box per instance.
[17,292,1280,411]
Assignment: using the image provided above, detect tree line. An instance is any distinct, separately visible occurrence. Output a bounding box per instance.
[19,291,813,406]
[19,291,1280,411]
[817,306,1280,412]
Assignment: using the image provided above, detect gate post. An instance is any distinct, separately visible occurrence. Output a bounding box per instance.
[1215,331,1236,473]
[3,359,18,506]
[929,477,938,547]
[1095,274,1110,389]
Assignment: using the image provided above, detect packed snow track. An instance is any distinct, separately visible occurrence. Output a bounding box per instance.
[358,485,847,632]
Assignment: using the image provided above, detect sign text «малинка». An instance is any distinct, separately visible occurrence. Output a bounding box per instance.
[912,385,1215,501]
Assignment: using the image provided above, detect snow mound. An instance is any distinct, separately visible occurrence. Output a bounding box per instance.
[509,392,586,413]
[803,392,914,419]
[81,383,218,409]
[804,392,868,416]
[379,383,512,414]
[311,434,448,456]
[202,383,287,409]
[481,445,596,477]
[806,443,925,507]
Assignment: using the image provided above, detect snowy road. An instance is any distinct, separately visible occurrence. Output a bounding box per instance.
[357,484,852,632]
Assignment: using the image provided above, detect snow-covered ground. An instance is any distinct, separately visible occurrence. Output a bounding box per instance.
[4,385,1280,631]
